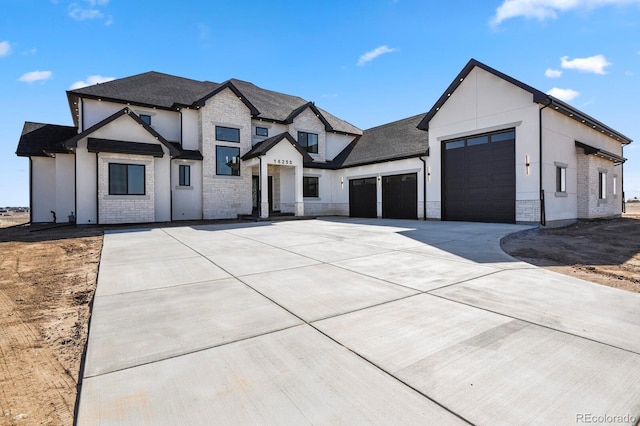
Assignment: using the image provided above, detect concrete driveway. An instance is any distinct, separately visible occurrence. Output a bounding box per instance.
[76,218,640,425]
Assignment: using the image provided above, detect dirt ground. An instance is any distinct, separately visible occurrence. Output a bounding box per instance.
[502,202,640,293]
[0,222,102,425]
[0,207,639,425]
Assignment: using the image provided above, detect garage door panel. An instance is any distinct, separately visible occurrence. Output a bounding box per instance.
[382,173,417,220]
[349,178,377,218]
[443,130,515,223]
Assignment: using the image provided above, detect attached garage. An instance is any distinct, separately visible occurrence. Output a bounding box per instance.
[349,177,377,218]
[382,173,417,219]
[442,129,515,223]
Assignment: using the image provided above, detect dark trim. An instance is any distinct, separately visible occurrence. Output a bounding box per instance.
[74,152,77,224]
[215,145,241,176]
[64,108,181,157]
[417,58,632,145]
[95,153,99,225]
[194,81,260,116]
[81,98,84,132]
[68,92,179,113]
[29,158,33,224]
[108,163,146,195]
[179,110,183,145]
[575,141,626,163]
[297,131,319,154]
[305,151,428,170]
[285,102,334,132]
[419,156,427,220]
[242,132,314,162]
[215,126,241,143]
[255,126,268,137]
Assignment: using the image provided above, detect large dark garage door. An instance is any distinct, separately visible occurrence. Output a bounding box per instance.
[443,129,515,223]
[349,177,377,218]
[382,173,417,219]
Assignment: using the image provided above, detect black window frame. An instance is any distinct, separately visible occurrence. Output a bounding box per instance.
[139,114,151,125]
[179,164,191,187]
[216,126,240,143]
[256,126,269,137]
[556,166,567,193]
[216,146,241,176]
[298,131,319,154]
[303,176,319,198]
[108,163,145,195]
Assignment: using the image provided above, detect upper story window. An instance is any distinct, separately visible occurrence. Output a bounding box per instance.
[109,163,145,195]
[140,114,152,125]
[298,131,318,154]
[216,126,240,143]
[256,127,268,137]
[216,146,240,176]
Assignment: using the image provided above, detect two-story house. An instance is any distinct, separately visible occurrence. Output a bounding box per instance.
[17,59,631,227]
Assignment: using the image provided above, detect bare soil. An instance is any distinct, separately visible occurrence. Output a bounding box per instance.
[0,224,102,425]
[0,207,638,425]
[502,202,640,293]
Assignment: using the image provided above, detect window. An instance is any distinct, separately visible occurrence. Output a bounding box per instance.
[556,166,566,192]
[140,114,151,125]
[179,165,190,186]
[298,131,318,154]
[303,177,319,197]
[216,146,240,176]
[216,126,240,143]
[443,129,515,150]
[109,163,145,195]
[599,172,607,199]
[613,175,618,197]
[256,127,268,137]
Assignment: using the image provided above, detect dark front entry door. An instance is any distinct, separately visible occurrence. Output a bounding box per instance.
[349,177,377,218]
[382,173,417,219]
[252,175,274,215]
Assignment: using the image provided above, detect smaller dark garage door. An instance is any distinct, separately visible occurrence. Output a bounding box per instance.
[349,177,377,218]
[382,173,417,219]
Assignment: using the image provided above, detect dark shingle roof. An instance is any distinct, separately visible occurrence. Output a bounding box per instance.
[16,122,77,157]
[69,71,219,109]
[68,72,362,135]
[318,113,428,169]
[87,138,165,157]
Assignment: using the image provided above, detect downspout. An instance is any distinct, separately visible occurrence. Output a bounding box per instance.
[29,158,33,224]
[539,99,552,226]
[95,153,99,224]
[621,145,625,214]
[258,156,263,218]
[419,156,427,220]
[179,109,183,146]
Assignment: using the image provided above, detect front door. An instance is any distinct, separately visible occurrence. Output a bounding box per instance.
[252,175,274,215]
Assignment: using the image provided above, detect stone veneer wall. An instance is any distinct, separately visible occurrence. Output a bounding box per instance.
[515,200,540,223]
[576,148,619,219]
[98,153,154,224]
[200,88,253,219]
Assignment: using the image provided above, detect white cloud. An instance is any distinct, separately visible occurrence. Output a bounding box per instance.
[545,68,563,78]
[491,0,640,25]
[19,70,53,83]
[22,47,37,56]
[0,41,11,57]
[69,74,115,89]
[68,0,110,23]
[547,87,580,101]
[357,45,397,66]
[561,54,611,74]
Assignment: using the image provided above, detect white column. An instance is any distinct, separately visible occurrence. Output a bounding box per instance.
[260,158,269,218]
[294,164,304,216]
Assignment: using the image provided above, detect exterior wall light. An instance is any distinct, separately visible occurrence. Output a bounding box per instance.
[525,155,531,175]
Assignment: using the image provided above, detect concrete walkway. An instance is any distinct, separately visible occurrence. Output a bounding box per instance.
[76,218,640,425]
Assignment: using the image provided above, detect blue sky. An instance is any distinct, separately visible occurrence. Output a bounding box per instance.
[1,0,639,206]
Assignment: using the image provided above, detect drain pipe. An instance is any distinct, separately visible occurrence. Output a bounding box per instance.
[539,99,552,226]
[419,156,427,220]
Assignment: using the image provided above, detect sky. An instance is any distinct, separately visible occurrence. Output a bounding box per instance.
[1,0,639,206]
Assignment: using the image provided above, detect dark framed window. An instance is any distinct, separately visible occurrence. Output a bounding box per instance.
[256,127,268,137]
[556,166,566,192]
[216,146,240,176]
[140,114,151,125]
[444,129,515,150]
[109,163,145,195]
[599,172,607,199]
[303,176,319,197]
[179,164,190,186]
[216,126,240,142]
[298,131,318,154]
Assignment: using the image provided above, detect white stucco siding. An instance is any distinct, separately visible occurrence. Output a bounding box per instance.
[75,139,97,224]
[288,108,327,162]
[82,99,181,142]
[172,160,203,220]
[181,109,200,150]
[428,67,542,222]
[154,145,171,222]
[55,154,75,222]
[326,133,355,161]
[201,88,253,219]
[31,157,57,222]
[250,121,288,146]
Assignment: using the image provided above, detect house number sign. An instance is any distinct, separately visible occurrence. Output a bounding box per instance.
[272,159,293,165]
